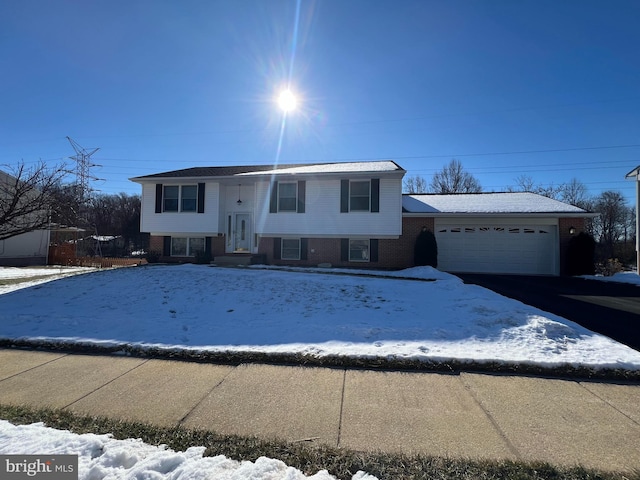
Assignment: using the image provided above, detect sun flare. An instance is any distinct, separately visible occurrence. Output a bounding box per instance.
[277,89,297,112]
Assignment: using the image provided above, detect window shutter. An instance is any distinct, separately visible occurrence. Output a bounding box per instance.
[370,239,379,262]
[163,236,171,256]
[197,183,205,213]
[270,183,278,213]
[340,180,349,212]
[300,238,308,260]
[341,238,349,261]
[205,236,212,255]
[297,181,306,213]
[155,184,163,213]
[371,178,380,213]
[273,238,282,259]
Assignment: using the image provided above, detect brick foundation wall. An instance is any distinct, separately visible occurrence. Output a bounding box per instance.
[256,217,435,270]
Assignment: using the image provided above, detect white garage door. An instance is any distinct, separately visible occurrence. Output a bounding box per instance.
[435,224,558,275]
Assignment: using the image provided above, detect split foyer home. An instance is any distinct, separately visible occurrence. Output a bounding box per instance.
[131,160,594,275]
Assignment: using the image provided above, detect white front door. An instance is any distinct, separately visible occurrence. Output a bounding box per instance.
[234,213,251,252]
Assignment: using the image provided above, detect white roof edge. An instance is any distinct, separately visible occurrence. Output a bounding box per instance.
[625,165,640,178]
[402,212,598,218]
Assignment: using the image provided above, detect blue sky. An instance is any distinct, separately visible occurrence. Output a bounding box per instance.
[2,0,639,203]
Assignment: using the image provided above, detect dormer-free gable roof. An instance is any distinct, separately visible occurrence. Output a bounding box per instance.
[130,160,404,182]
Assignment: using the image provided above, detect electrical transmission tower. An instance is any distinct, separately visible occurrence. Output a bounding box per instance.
[66,136,102,257]
[66,136,100,201]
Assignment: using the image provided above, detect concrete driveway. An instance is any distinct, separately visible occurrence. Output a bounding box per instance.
[457,274,640,352]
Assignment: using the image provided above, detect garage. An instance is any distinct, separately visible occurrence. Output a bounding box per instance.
[401,192,594,276]
[434,221,558,275]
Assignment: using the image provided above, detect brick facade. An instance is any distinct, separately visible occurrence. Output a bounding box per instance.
[255,217,435,270]
[150,216,582,275]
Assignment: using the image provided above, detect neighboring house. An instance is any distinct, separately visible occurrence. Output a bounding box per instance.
[130,161,594,275]
[0,230,50,266]
[0,169,50,267]
[625,165,639,274]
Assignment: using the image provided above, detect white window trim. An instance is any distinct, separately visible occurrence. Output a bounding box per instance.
[163,184,198,213]
[278,181,298,213]
[349,180,371,212]
[281,238,301,260]
[171,236,205,257]
[349,239,370,262]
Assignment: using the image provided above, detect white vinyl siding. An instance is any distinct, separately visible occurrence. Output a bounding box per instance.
[140,182,220,234]
[257,177,402,237]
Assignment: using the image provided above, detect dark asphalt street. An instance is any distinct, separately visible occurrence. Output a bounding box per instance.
[457,274,640,352]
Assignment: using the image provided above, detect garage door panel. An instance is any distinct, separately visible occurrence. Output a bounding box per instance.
[435,223,557,275]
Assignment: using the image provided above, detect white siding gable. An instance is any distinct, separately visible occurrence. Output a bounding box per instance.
[255,176,402,237]
[140,182,220,235]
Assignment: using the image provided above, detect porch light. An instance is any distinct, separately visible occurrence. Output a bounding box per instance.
[569,226,576,235]
[237,184,242,205]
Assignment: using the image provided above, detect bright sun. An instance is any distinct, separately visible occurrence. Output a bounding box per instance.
[278,89,297,112]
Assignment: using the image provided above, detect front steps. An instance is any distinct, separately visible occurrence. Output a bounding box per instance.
[212,254,266,266]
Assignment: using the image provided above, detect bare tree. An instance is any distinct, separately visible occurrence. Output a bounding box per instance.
[0,160,69,241]
[403,175,428,194]
[560,178,590,209]
[592,190,628,259]
[508,174,537,193]
[430,159,482,193]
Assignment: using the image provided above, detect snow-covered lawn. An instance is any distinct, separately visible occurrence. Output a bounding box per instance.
[0,421,373,480]
[1,264,639,370]
[2,265,639,480]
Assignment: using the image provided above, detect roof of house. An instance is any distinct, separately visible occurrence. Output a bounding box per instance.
[625,165,640,178]
[131,160,403,181]
[402,192,591,215]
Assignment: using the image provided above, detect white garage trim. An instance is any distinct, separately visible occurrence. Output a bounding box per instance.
[434,219,559,275]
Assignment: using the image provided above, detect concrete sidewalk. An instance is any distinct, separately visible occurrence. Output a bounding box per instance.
[0,348,639,473]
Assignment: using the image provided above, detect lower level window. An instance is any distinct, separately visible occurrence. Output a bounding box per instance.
[349,239,370,262]
[171,237,205,256]
[281,238,301,260]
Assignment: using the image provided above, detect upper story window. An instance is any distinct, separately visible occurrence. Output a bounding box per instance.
[181,185,197,212]
[270,181,306,214]
[340,178,380,213]
[163,186,179,212]
[156,183,205,213]
[349,181,371,211]
[278,182,298,212]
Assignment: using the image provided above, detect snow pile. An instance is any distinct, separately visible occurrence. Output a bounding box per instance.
[1,264,639,370]
[581,271,640,286]
[0,420,375,480]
